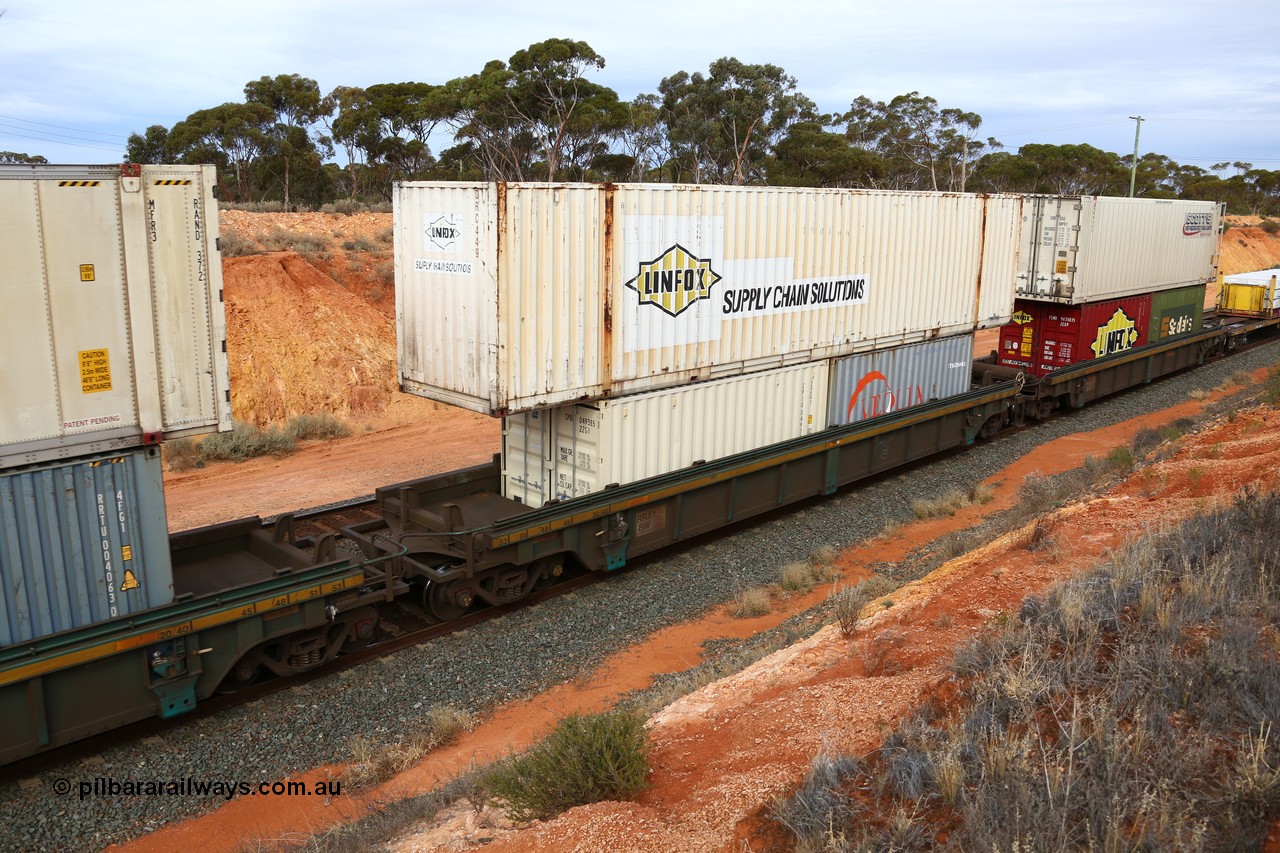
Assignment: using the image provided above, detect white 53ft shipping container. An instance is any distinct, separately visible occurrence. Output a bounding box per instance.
[1014,196,1222,304]
[502,361,829,508]
[396,182,1022,416]
[0,164,231,469]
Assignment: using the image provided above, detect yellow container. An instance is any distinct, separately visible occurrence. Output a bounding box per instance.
[1217,270,1279,318]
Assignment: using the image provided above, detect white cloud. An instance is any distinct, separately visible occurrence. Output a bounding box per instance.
[2,0,1276,167]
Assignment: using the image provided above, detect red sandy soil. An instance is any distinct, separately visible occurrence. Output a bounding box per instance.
[115,211,1280,850]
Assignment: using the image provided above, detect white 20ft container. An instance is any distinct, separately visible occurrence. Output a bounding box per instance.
[397,182,1022,416]
[502,360,829,508]
[0,164,231,469]
[1014,196,1222,304]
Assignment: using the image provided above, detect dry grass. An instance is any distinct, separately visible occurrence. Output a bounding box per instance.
[910,483,996,519]
[731,587,772,618]
[830,574,897,637]
[341,706,475,789]
[776,487,1280,850]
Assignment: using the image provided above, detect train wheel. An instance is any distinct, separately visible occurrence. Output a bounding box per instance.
[339,607,379,654]
[979,414,1005,439]
[217,658,261,693]
[423,580,472,623]
[533,559,565,591]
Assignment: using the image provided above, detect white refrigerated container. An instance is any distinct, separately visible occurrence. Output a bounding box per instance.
[0,164,231,469]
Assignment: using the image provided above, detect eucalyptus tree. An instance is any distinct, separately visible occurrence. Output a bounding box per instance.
[615,94,665,181]
[1005,143,1125,195]
[842,91,996,192]
[440,38,625,181]
[767,118,884,188]
[324,86,379,197]
[124,125,170,164]
[167,102,276,201]
[244,74,332,206]
[656,58,817,185]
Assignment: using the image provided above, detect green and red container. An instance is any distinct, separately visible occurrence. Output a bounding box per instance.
[999,295,1154,377]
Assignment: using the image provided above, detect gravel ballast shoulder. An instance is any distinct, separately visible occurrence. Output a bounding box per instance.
[2,340,1278,851]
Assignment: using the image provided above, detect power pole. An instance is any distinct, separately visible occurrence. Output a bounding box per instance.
[1128,115,1144,197]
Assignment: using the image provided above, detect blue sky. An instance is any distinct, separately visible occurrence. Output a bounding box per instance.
[2,0,1277,174]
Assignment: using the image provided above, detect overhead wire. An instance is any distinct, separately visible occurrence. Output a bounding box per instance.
[0,128,122,153]
[0,113,129,155]
[0,114,128,141]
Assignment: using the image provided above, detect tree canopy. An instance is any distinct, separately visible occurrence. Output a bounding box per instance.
[121,39,1279,215]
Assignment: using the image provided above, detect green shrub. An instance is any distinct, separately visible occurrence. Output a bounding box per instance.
[162,437,204,471]
[198,420,295,461]
[1261,218,1280,235]
[285,412,351,441]
[319,200,391,215]
[372,259,395,285]
[1264,368,1280,407]
[257,226,328,256]
[341,237,378,253]
[483,711,650,822]
[1105,445,1136,471]
[219,200,286,213]
[217,230,260,258]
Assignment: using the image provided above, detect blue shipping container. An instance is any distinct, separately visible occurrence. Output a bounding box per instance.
[0,447,173,646]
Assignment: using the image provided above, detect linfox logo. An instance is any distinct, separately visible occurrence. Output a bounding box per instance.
[1011,310,1034,325]
[1091,308,1139,357]
[846,370,924,422]
[625,244,722,317]
[427,215,461,251]
[1182,212,1213,237]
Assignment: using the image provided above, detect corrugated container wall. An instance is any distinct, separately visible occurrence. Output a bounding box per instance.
[502,361,829,508]
[397,182,1022,416]
[1218,269,1280,318]
[1148,284,1206,341]
[1014,196,1221,304]
[998,296,1153,377]
[828,335,974,427]
[0,447,173,647]
[0,164,231,470]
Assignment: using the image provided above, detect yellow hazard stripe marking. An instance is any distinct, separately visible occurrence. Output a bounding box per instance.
[152,179,192,185]
[57,181,101,187]
[0,573,364,687]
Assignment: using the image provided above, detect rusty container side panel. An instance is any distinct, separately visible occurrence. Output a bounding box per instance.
[397,182,1022,416]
